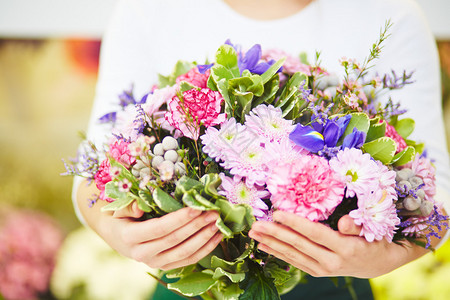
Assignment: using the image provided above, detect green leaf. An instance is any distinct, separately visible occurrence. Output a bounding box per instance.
[213,267,246,283]
[102,183,135,211]
[392,146,416,166]
[175,176,203,200]
[215,45,239,71]
[211,254,248,273]
[393,118,415,139]
[152,188,183,213]
[405,139,425,154]
[276,72,307,109]
[220,283,244,300]
[260,57,285,84]
[361,137,396,164]
[193,191,220,210]
[252,75,280,106]
[212,65,237,83]
[167,271,216,297]
[366,120,386,143]
[179,81,198,93]
[343,113,370,138]
[165,264,197,279]
[215,218,234,239]
[217,79,233,116]
[216,199,249,233]
[239,261,280,300]
[182,192,209,211]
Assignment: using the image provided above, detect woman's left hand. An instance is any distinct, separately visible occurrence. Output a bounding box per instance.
[249,211,429,278]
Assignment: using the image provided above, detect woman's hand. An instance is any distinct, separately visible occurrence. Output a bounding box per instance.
[77,181,223,270]
[249,211,431,278]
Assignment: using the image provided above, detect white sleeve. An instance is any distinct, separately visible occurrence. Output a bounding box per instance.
[72,0,156,224]
[376,0,450,245]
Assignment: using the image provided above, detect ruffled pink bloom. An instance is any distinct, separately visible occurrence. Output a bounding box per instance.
[244,104,295,143]
[267,155,345,222]
[165,88,226,140]
[142,85,177,117]
[176,68,210,88]
[405,154,436,202]
[108,139,136,168]
[94,159,114,202]
[349,190,400,242]
[219,174,270,219]
[329,148,380,198]
[385,123,407,153]
[112,104,144,141]
[262,48,312,75]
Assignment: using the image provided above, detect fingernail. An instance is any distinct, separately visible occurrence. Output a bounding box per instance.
[210,222,218,232]
[205,212,218,223]
[249,230,260,240]
[189,208,202,217]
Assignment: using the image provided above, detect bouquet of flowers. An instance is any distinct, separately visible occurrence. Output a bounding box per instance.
[64,23,448,299]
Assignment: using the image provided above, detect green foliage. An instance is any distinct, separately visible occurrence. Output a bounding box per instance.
[392,146,416,166]
[159,61,196,87]
[239,261,281,300]
[167,271,217,297]
[361,137,396,164]
[393,118,415,139]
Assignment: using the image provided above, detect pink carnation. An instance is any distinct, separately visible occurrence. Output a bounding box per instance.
[94,159,114,202]
[176,68,210,88]
[385,123,407,153]
[165,88,226,140]
[267,155,345,222]
[108,139,136,168]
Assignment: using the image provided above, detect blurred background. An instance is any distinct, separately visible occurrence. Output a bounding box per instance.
[0,0,449,299]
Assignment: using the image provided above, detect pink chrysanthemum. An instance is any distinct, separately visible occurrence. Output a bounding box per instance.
[219,174,269,219]
[109,139,136,168]
[405,154,436,201]
[176,68,210,88]
[375,160,397,198]
[262,48,312,75]
[200,117,247,163]
[94,159,114,202]
[264,138,308,170]
[385,123,407,153]
[329,148,380,198]
[245,104,295,143]
[226,140,269,187]
[165,88,226,140]
[267,155,345,222]
[349,190,400,242]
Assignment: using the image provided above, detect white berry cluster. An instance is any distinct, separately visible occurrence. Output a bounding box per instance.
[396,168,433,216]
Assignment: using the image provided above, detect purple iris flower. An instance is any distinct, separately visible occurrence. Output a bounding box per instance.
[197,63,214,74]
[290,115,352,153]
[224,40,278,75]
[342,127,366,149]
[118,89,136,108]
[289,124,324,153]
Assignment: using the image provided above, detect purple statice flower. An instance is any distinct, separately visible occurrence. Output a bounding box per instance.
[244,104,295,143]
[299,80,311,101]
[61,140,99,182]
[219,174,269,219]
[98,112,117,124]
[349,190,400,242]
[118,86,137,108]
[381,70,415,90]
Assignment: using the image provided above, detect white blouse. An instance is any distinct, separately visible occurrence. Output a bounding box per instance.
[74,0,450,244]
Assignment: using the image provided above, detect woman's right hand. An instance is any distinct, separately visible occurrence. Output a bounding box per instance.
[77,181,223,270]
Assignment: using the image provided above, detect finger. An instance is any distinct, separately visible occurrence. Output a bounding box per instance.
[338,215,361,236]
[273,211,341,249]
[158,228,223,270]
[126,207,205,242]
[250,221,333,262]
[257,242,317,276]
[113,201,144,219]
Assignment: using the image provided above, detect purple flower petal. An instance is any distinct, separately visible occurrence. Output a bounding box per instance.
[289,124,324,153]
[323,121,340,147]
[98,112,116,123]
[342,128,366,149]
[197,63,214,74]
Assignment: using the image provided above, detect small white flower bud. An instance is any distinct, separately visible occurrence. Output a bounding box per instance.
[416,189,426,200]
[420,201,434,216]
[162,136,178,151]
[398,180,412,193]
[151,156,164,168]
[164,150,179,163]
[409,176,424,189]
[175,162,187,176]
[396,168,413,182]
[403,195,421,211]
[153,143,165,156]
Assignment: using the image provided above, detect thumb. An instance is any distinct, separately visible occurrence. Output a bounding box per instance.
[113,201,144,219]
[338,215,361,236]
